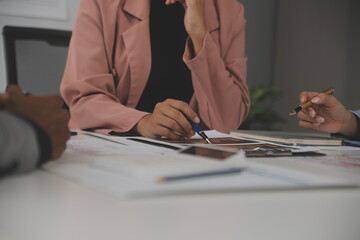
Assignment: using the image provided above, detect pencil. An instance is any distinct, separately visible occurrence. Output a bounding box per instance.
[158,167,246,183]
[289,87,335,116]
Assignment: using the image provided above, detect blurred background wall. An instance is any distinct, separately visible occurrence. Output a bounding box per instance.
[0,0,359,132]
[0,0,80,92]
[273,0,360,131]
[242,0,360,131]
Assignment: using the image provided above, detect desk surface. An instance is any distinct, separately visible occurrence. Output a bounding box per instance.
[0,169,360,240]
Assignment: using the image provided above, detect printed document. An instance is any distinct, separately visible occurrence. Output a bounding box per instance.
[43,132,359,198]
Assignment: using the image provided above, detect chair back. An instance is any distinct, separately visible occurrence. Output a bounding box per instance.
[2,26,71,95]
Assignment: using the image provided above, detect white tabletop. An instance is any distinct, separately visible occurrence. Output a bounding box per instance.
[0,169,360,240]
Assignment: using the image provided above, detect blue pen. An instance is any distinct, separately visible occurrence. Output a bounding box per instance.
[185,116,212,144]
[158,167,246,183]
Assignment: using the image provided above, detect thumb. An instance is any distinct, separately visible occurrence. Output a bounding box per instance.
[6,85,24,96]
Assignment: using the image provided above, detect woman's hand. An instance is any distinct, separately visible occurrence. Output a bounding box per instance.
[297,92,357,137]
[134,99,199,140]
[165,0,207,56]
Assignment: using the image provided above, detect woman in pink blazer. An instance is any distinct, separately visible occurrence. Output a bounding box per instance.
[61,0,250,140]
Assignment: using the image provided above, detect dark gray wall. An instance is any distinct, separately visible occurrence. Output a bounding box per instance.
[273,0,360,131]
[238,0,360,131]
[239,0,277,86]
[0,0,80,92]
[346,0,360,111]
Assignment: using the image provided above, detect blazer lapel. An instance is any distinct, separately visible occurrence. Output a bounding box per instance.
[123,0,150,20]
[122,0,151,108]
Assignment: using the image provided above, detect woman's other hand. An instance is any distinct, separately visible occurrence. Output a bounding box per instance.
[165,0,207,56]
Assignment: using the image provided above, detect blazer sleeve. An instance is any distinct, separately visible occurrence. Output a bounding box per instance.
[61,0,148,133]
[184,2,250,133]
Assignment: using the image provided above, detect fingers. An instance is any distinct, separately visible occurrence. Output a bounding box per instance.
[43,95,65,108]
[298,91,338,107]
[154,124,185,141]
[298,110,325,124]
[155,103,191,137]
[160,99,199,136]
[154,109,192,137]
[139,114,186,141]
[5,85,26,109]
[304,107,317,118]
[298,120,321,130]
[298,108,325,132]
[164,99,199,123]
[165,0,185,5]
[0,93,10,109]
[165,0,187,8]
[310,93,338,107]
[298,92,320,104]
[6,85,24,96]
[136,99,200,140]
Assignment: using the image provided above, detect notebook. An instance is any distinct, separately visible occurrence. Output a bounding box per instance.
[230,130,343,146]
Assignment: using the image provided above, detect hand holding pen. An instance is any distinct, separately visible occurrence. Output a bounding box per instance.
[184,115,212,144]
[135,99,201,140]
[294,88,357,136]
[134,99,212,143]
[289,87,334,115]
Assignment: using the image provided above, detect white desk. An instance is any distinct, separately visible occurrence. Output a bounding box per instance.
[0,169,360,240]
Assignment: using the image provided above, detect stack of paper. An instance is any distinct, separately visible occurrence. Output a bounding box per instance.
[43,131,360,198]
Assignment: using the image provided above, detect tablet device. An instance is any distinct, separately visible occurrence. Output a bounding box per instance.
[179,146,236,160]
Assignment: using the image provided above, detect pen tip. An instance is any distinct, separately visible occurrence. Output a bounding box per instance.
[289,110,296,116]
[206,139,212,144]
[157,178,165,183]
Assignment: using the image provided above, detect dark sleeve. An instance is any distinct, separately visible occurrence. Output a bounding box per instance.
[20,115,52,165]
[0,112,52,177]
[352,113,360,141]
[331,113,360,141]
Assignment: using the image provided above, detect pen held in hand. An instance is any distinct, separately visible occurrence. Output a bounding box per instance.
[289,87,335,116]
[185,116,212,144]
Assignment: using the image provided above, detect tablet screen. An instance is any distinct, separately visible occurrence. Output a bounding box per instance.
[180,146,236,160]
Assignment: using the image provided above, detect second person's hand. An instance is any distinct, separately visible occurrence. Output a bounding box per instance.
[297,91,356,136]
[0,93,10,109]
[5,85,71,159]
[134,99,199,140]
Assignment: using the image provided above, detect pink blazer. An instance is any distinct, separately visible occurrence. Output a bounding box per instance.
[61,0,250,134]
